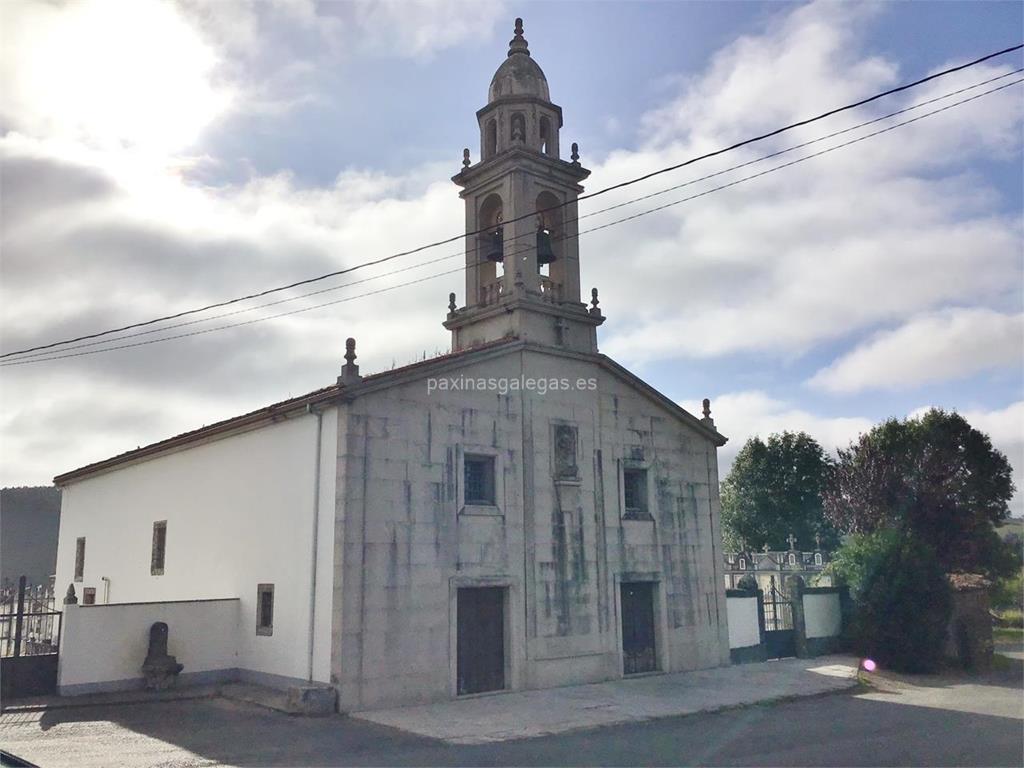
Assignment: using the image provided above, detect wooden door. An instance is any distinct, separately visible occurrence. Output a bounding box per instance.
[457,587,505,695]
[621,582,657,674]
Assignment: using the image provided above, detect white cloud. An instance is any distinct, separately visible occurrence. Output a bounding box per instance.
[350,0,507,58]
[809,309,1024,393]
[683,390,873,473]
[584,2,1022,365]
[0,0,234,154]
[0,0,1020,492]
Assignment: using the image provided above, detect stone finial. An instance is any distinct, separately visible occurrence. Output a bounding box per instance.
[508,17,529,57]
[338,337,362,385]
[571,142,580,164]
[462,148,470,168]
[589,287,600,315]
[448,292,457,314]
[701,398,715,427]
[762,542,770,554]
[64,583,78,605]
[814,532,822,550]
[787,532,798,550]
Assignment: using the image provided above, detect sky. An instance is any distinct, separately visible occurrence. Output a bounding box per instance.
[1,0,1022,514]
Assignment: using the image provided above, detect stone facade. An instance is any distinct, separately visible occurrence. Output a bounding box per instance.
[331,344,729,710]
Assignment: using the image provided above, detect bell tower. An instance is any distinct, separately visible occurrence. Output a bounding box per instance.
[444,18,604,353]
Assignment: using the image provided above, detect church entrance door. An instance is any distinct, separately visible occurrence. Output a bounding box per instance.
[456,587,506,695]
[620,582,657,674]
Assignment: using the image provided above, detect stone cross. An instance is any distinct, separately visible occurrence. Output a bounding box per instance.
[787,532,797,550]
[762,543,770,554]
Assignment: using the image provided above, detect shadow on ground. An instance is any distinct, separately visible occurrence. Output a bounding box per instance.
[5,656,1021,768]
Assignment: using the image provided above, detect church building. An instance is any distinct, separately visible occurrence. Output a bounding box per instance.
[53,20,730,711]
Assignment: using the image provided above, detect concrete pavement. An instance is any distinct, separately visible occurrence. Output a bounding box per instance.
[354,655,860,744]
[2,652,1020,767]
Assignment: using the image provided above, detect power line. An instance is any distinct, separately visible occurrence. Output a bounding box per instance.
[4,42,1020,361]
[6,68,1019,362]
[6,75,1019,367]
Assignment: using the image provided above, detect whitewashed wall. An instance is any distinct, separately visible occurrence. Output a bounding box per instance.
[803,592,842,639]
[726,595,761,649]
[54,408,337,686]
[58,599,240,694]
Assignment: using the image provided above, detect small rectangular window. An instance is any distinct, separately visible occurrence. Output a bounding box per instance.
[82,587,96,605]
[465,455,496,505]
[623,468,648,519]
[74,537,86,582]
[151,521,167,575]
[257,584,274,636]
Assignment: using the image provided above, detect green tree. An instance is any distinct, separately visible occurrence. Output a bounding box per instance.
[832,529,951,673]
[721,432,838,552]
[824,409,1016,578]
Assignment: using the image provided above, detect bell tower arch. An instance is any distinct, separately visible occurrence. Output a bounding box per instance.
[445,18,604,354]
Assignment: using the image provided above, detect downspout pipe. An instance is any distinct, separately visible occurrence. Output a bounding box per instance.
[306,403,324,683]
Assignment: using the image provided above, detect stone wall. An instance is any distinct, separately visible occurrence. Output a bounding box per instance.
[945,577,993,672]
[726,589,765,663]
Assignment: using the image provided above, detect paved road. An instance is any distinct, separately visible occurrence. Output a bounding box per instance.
[3,658,1021,767]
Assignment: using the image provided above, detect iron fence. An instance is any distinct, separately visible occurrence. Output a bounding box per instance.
[0,577,61,658]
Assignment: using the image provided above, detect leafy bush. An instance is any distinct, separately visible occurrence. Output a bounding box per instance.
[735,574,758,592]
[832,529,951,673]
[991,569,1023,613]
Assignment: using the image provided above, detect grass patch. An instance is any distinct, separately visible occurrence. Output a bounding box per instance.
[994,627,1023,641]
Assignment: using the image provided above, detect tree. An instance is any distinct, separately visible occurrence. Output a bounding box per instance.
[721,432,838,552]
[832,529,951,673]
[824,409,1017,578]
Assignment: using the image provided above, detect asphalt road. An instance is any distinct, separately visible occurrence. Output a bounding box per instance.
[3,655,1021,767]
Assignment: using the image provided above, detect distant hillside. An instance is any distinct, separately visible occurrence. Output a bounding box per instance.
[998,518,1024,539]
[1,486,61,584]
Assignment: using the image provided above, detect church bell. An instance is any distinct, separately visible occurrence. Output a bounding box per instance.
[485,227,504,263]
[536,227,555,265]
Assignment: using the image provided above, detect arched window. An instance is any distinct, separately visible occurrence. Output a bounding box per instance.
[539,116,551,155]
[739,559,746,571]
[485,119,497,159]
[478,193,505,283]
[814,553,822,566]
[788,553,796,566]
[534,191,562,278]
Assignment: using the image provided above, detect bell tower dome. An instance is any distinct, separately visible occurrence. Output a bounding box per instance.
[445,18,604,354]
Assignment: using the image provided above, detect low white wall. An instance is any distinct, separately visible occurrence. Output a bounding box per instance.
[726,595,760,649]
[58,598,240,694]
[803,592,842,639]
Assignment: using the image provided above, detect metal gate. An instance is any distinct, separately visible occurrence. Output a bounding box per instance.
[621,582,657,675]
[1,576,61,700]
[762,576,795,659]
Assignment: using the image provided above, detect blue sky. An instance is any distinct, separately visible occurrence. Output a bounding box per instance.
[1,0,1022,512]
